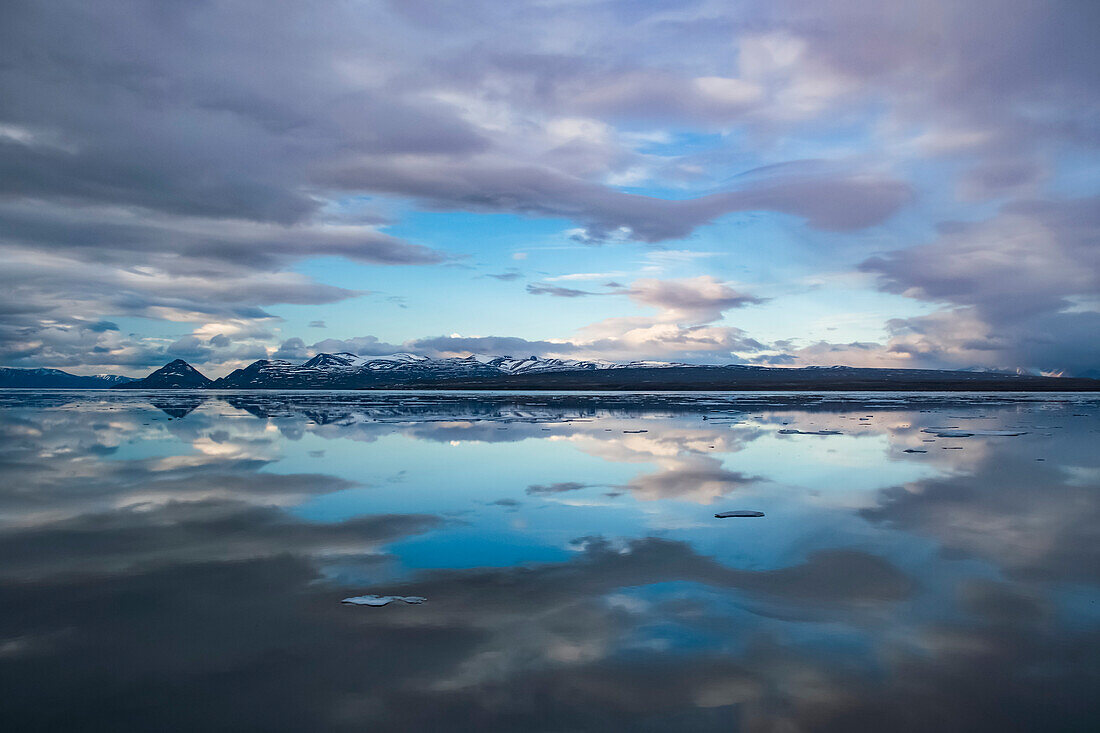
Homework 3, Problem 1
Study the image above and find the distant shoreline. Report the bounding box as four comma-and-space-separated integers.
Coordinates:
8, 357, 1100, 392
6, 385, 1100, 393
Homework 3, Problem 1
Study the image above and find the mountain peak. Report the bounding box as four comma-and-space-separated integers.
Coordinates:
302, 353, 357, 369
113, 359, 212, 389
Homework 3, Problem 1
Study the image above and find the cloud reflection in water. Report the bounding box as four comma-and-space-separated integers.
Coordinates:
0, 391, 1097, 731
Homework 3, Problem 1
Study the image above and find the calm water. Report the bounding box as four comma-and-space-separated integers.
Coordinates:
1, 391, 1098, 732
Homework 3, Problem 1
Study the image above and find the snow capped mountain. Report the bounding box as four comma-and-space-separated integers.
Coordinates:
212, 352, 651, 386
98, 353, 1100, 391
304, 353, 681, 376
209, 353, 510, 388
88, 374, 135, 384
291, 352, 681, 376
300, 352, 430, 370
359, 352, 430, 365
0, 367, 137, 388
488, 356, 615, 373
300, 353, 357, 369
6, 352, 1093, 393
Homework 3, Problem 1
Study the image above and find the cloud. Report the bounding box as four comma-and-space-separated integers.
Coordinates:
4, 394, 1096, 729
557, 276, 765, 362
861, 426, 1100, 584
628, 276, 763, 324
0, 500, 442, 579
862, 199, 1099, 322
546, 272, 626, 283
526, 482, 591, 495
406, 335, 572, 358
486, 269, 523, 281
310, 335, 406, 356
305, 333, 571, 360
0, 199, 448, 370
744, 195, 1100, 374
3, 0, 1094, 372
858, 197, 1100, 374
526, 283, 596, 298
272, 337, 310, 361
321, 156, 911, 242
625, 459, 758, 504
300, 276, 766, 364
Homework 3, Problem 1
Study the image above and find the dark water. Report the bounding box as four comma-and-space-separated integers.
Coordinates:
1, 391, 1098, 732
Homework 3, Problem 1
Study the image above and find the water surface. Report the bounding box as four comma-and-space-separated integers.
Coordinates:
1, 391, 1098, 731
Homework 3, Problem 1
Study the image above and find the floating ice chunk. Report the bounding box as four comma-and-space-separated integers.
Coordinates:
922, 428, 1027, 437
341, 595, 427, 606
903, 449, 927, 453
777, 429, 842, 436
715, 510, 765, 518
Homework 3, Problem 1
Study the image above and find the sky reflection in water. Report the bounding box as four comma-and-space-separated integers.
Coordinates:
1, 391, 1098, 731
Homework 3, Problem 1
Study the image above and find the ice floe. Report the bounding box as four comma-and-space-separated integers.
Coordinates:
921, 428, 1027, 437
341, 595, 427, 606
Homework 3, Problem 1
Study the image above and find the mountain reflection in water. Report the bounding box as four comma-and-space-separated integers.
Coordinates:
0, 391, 1097, 732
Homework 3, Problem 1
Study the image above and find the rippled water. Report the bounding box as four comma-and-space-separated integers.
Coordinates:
1, 391, 1098, 731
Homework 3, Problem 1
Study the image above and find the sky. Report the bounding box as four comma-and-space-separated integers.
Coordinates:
1, 0, 1098, 378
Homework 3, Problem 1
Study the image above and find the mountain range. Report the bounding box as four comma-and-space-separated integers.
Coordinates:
0, 367, 136, 389
98, 353, 1100, 391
